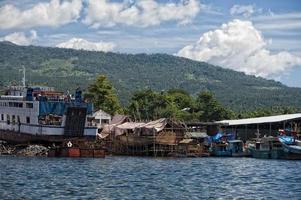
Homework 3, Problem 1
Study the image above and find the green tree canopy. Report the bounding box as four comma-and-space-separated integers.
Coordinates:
127, 89, 230, 122
85, 75, 122, 115
127, 89, 170, 121
195, 91, 234, 122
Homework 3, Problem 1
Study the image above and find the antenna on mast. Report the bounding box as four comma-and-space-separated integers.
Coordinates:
22, 66, 26, 87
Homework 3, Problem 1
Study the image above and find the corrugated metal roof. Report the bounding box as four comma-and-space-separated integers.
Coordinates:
186, 132, 208, 138
217, 113, 301, 126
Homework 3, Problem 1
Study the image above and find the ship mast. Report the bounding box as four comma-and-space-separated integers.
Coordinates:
22, 66, 26, 87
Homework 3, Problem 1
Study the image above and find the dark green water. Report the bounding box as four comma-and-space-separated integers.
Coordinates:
0, 156, 300, 200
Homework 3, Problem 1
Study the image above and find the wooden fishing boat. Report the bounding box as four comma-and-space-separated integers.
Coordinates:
211, 140, 248, 157
228, 140, 249, 157
278, 136, 301, 156
210, 142, 232, 156
247, 137, 284, 159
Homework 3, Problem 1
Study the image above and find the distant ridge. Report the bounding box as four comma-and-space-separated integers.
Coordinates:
0, 41, 301, 111
0, 41, 17, 46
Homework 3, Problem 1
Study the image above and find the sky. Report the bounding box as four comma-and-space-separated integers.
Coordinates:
0, 0, 301, 86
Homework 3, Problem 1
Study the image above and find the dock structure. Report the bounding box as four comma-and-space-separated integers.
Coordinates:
99, 117, 190, 156
216, 113, 301, 141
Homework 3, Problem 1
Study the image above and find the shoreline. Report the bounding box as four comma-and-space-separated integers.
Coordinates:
0, 141, 48, 157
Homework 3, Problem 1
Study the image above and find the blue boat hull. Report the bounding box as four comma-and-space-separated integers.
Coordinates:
248, 147, 284, 159
282, 143, 301, 154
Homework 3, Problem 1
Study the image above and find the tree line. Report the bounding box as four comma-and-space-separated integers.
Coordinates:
85, 75, 298, 122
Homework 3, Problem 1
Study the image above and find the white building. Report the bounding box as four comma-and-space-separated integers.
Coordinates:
92, 109, 111, 129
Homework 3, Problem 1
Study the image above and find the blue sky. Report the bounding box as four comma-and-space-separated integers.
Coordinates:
0, 0, 300, 86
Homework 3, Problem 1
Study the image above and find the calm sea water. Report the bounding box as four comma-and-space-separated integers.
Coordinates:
0, 156, 300, 200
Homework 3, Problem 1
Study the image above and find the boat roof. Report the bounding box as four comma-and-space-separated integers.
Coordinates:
217, 113, 301, 126
228, 140, 243, 143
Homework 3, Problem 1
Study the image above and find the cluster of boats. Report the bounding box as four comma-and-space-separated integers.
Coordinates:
209, 130, 301, 159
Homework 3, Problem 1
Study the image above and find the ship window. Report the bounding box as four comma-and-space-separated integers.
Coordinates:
7, 114, 10, 125
26, 103, 33, 108
26, 117, 30, 124
1, 114, 3, 121
12, 115, 15, 124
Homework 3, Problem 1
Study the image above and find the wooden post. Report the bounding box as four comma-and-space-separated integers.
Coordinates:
257, 124, 259, 137
153, 128, 156, 157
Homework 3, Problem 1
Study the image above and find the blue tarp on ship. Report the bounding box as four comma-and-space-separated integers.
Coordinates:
39, 101, 93, 116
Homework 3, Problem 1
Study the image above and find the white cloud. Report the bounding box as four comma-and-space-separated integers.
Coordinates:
253, 12, 301, 30
176, 19, 301, 78
56, 38, 116, 52
230, 4, 256, 18
0, 0, 82, 29
83, 0, 200, 28
0, 30, 37, 45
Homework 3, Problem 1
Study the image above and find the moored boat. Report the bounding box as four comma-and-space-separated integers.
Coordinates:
228, 140, 249, 157
210, 142, 232, 156
0, 85, 97, 143
247, 136, 284, 159
278, 135, 301, 159
211, 140, 248, 157
209, 132, 248, 157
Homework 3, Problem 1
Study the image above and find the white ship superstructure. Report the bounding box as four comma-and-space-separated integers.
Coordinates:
0, 85, 97, 138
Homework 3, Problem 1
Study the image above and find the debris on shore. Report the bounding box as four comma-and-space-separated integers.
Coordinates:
0, 140, 15, 155
16, 145, 49, 156
0, 140, 49, 156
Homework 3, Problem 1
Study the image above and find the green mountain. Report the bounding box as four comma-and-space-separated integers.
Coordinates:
0, 41, 300, 111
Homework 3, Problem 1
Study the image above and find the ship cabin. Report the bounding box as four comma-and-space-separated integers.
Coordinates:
0, 86, 97, 138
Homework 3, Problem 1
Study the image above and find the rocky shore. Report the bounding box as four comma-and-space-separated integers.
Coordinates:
0, 140, 49, 156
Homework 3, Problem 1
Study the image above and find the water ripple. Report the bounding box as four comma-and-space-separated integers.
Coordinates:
0, 156, 301, 200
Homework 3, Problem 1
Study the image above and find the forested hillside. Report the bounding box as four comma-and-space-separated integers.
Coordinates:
1, 41, 301, 112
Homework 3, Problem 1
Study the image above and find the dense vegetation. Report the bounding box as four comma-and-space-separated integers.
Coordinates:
126, 89, 234, 122
86, 75, 298, 122
85, 75, 122, 115
1, 41, 301, 113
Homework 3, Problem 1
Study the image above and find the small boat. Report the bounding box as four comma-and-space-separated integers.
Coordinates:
247, 137, 284, 159
228, 140, 249, 157
211, 140, 248, 157
278, 136, 301, 155
210, 142, 232, 156
209, 132, 248, 157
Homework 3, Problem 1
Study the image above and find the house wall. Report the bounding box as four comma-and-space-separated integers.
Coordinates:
93, 111, 111, 129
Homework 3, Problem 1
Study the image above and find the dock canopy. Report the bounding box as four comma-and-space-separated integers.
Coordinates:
217, 113, 301, 126
98, 114, 130, 138
99, 118, 185, 139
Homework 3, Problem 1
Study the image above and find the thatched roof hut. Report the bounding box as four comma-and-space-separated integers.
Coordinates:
99, 118, 186, 146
